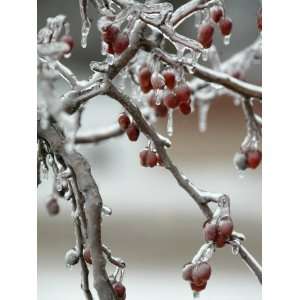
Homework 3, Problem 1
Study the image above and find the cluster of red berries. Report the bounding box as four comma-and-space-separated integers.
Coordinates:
83, 248, 126, 299
139, 148, 162, 168
138, 65, 192, 116
197, 6, 233, 49
118, 112, 140, 142
203, 216, 234, 248
100, 24, 129, 55
61, 35, 75, 54
234, 149, 262, 170
182, 262, 212, 292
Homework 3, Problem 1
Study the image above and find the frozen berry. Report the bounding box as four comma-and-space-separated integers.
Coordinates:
139, 149, 148, 167
175, 85, 191, 103
106, 42, 115, 54
257, 8, 262, 32
215, 235, 226, 248
210, 7, 224, 23
113, 282, 126, 298
162, 69, 176, 90
164, 93, 179, 109
139, 66, 152, 93
190, 281, 207, 292
179, 102, 191, 115
197, 23, 214, 49
102, 25, 120, 44
126, 123, 140, 141
151, 72, 165, 90
118, 113, 131, 130
203, 222, 218, 242
83, 248, 92, 264
219, 17, 233, 36
155, 103, 168, 118
246, 150, 262, 169
61, 35, 74, 54
233, 152, 247, 171
182, 263, 194, 281
146, 151, 158, 168
113, 33, 129, 55
218, 217, 234, 239
191, 262, 211, 284
147, 93, 156, 107
65, 248, 79, 266
46, 198, 59, 216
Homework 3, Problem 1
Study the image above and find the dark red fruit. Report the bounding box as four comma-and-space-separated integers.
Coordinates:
197, 23, 214, 49
257, 8, 262, 32
246, 150, 262, 169
190, 281, 207, 292
83, 248, 92, 264
155, 103, 168, 118
164, 93, 179, 109
211, 7, 224, 23
106, 42, 115, 54
146, 151, 158, 168
113, 282, 126, 298
126, 123, 140, 141
113, 33, 129, 55
139, 149, 148, 167
175, 85, 191, 103
46, 198, 59, 216
215, 235, 226, 248
191, 263, 211, 284
102, 25, 120, 44
139, 66, 152, 94
179, 102, 191, 115
118, 113, 131, 130
61, 35, 74, 54
203, 222, 218, 242
162, 69, 176, 90
218, 217, 234, 239
182, 263, 194, 281
219, 17, 233, 36
147, 93, 156, 107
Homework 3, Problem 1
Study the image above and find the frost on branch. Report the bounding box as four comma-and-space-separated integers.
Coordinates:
37, 1, 262, 299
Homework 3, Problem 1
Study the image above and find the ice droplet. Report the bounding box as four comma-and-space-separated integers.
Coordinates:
238, 169, 246, 179
198, 102, 210, 132
167, 109, 174, 137
192, 242, 215, 264
231, 240, 241, 256
106, 54, 115, 65
224, 34, 231, 46
41, 162, 48, 180
201, 49, 208, 62
81, 20, 91, 48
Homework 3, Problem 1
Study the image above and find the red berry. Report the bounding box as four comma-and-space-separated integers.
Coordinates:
102, 25, 120, 44
190, 281, 207, 292
203, 222, 218, 242
162, 69, 176, 90
164, 93, 179, 109
232, 71, 242, 80
197, 23, 214, 49
179, 102, 191, 115
215, 235, 226, 248
139, 149, 148, 167
151, 72, 165, 90
218, 217, 234, 239
175, 85, 191, 103
146, 151, 158, 168
61, 35, 74, 54
83, 248, 92, 264
113, 33, 129, 55
147, 94, 156, 107
191, 263, 211, 284
106, 42, 115, 54
126, 123, 140, 141
257, 9, 262, 32
118, 113, 131, 130
219, 17, 233, 36
182, 263, 194, 281
113, 282, 126, 298
139, 66, 152, 94
246, 150, 262, 169
210, 7, 224, 23
155, 103, 168, 118
46, 198, 59, 216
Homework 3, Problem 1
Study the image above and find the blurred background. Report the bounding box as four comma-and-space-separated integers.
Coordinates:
38, 1, 262, 300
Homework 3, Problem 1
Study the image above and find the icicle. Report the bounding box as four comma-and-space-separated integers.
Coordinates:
223, 34, 231, 46
201, 49, 208, 62
198, 102, 210, 132
192, 242, 215, 264
191, 50, 201, 66
40, 162, 49, 180
81, 20, 91, 48
167, 109, 174, 137
231, 240, 241, 256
